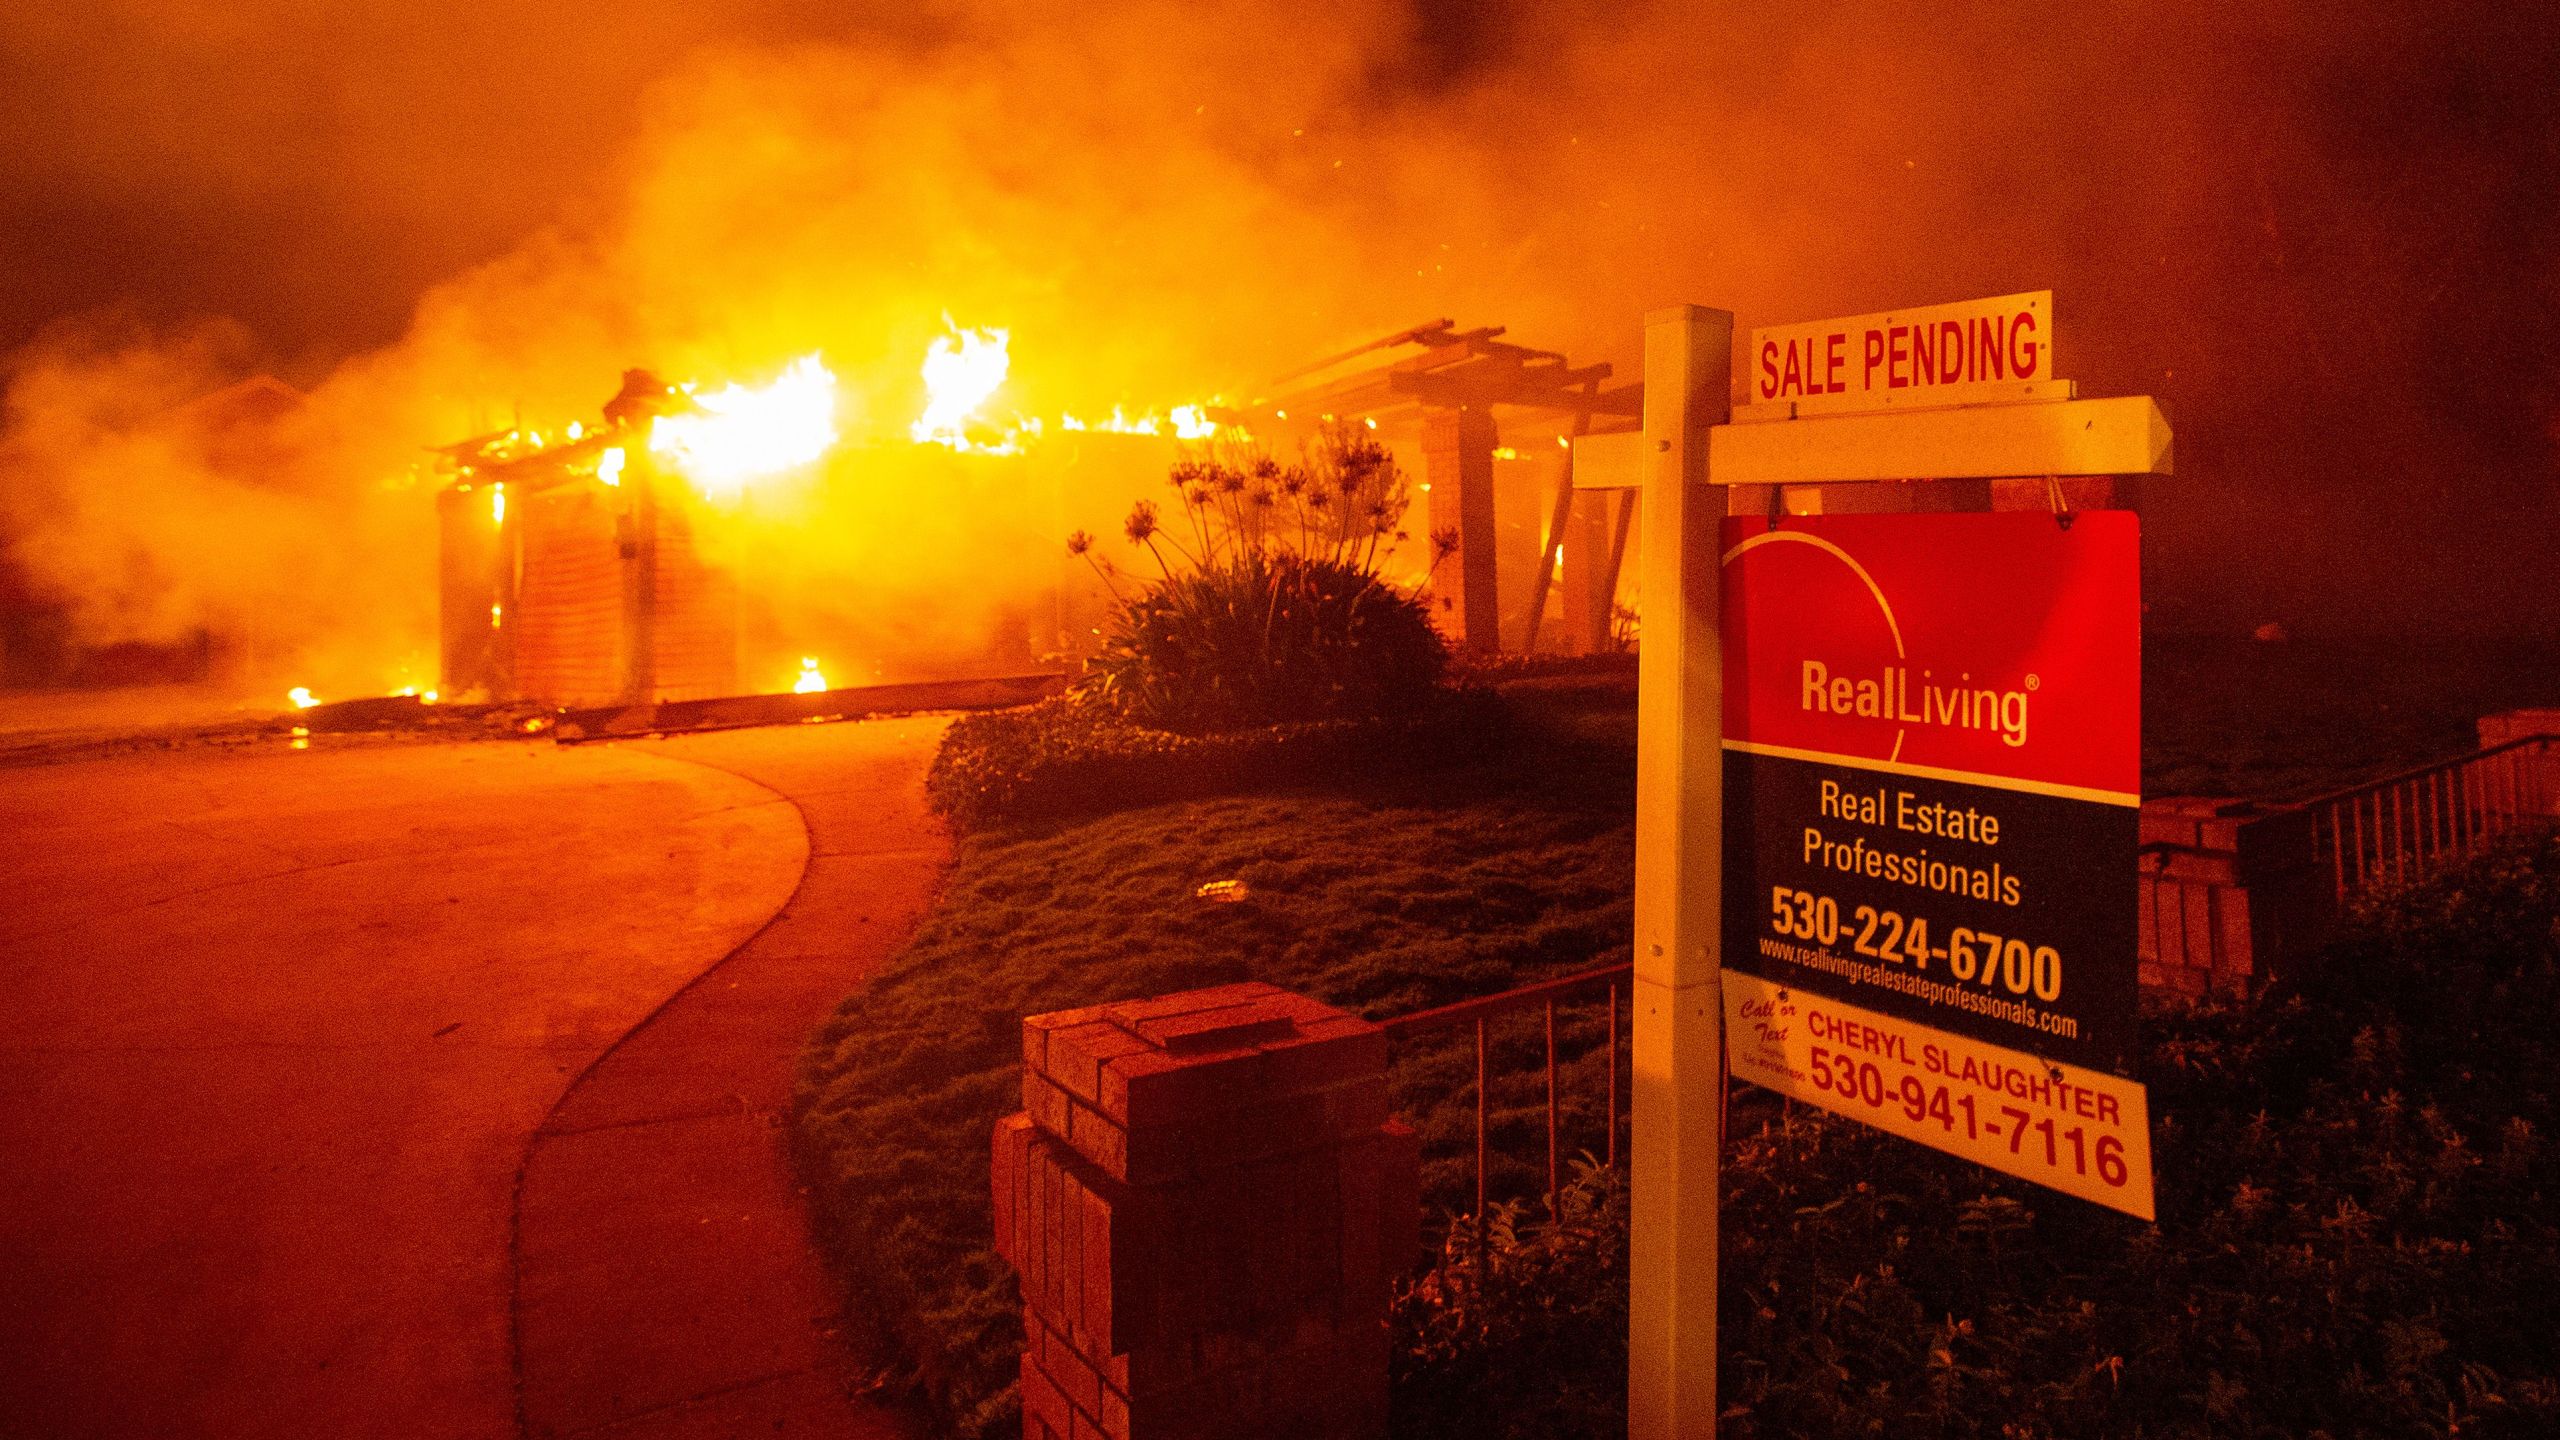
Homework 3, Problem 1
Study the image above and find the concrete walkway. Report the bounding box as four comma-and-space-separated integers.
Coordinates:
512, 717, 948, 1440
0, 739, 806, 1439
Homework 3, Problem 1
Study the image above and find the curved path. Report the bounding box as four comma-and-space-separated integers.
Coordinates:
512, 718, 947, 1440
0, 716, 951, 1440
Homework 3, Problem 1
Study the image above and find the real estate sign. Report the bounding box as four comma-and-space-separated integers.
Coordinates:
1715, 511, 2155, 1219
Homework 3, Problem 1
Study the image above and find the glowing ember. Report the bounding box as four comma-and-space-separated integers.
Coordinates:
490, 484, 506, 525
649, 353, 838, 498
911, 319, 1011, 449
792, 657, 828, 694
596, 446, 626, 487
288, 686, 319, 709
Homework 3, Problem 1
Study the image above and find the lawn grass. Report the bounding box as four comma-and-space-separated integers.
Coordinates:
793, 679, 1641, 1438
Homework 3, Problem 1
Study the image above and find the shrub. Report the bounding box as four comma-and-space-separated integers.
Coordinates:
1071, 422, 1453, 735
1391, 1160, 1631, 1440
1085, 549, 1447, 734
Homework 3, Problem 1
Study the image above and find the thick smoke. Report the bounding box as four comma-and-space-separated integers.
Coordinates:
2, 0, 2553, 697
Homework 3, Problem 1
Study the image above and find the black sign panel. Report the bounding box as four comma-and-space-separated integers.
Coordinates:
1720, 748, 2138, 1075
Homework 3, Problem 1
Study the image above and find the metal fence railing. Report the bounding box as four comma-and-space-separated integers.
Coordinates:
2300, 734, 2559, 904
1380, 960, 1632, 1232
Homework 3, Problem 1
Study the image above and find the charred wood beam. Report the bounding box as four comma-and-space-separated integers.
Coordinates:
1267, 319, 1459, 387
1390, 369, 1643, 416
1384, 328, 1520, 375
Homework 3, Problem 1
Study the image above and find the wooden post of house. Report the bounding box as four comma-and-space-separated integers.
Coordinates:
1628, 303, 1731, 1440
1561, 487, 1619, 653
1421, 404, 1500, 655
619, 463, 660, 706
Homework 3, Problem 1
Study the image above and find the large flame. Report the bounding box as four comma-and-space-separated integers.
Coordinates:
911, 320, 1011, 450
649, 353, 838, 498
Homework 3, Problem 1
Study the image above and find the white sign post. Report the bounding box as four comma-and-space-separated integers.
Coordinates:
1628, 304, 1731, 1440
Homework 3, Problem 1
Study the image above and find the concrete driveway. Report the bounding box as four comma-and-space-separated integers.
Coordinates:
0, 737, 807, 1439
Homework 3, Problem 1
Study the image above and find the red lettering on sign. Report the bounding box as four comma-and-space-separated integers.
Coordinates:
1977, 316, 2007, 381
1759, 341, 1780, 400
1888, 324, 1911, 389
1862, 330, 1885, 389
2010, 310, 2040, 377
1824, 332, 1847, 393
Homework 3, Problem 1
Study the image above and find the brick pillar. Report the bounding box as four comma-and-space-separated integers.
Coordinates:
992, 983, 1420, 1440
1420, 406, 1499, 655
2138, 797, 2332, 999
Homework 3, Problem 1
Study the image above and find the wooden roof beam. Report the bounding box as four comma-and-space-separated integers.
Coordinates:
1267, 318, 1458, 387
1385, 329, 1520, 377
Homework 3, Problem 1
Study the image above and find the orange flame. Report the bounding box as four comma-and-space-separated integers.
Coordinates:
649, 353, 838, 498
911, 320, 1011, 450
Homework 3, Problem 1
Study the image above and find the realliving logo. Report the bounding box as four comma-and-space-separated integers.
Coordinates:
1799, 661, 2036, 749
1722, 512, 2139, 799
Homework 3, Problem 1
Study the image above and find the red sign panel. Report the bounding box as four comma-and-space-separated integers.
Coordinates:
1717, 512, 2152, 1219
1721, 512, 2138, 801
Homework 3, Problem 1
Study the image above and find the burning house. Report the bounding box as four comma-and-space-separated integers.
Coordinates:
433, 333, 1213, 708
433, 320, 1637, 710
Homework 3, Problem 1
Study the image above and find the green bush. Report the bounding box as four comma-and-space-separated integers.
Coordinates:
1086, 549, 1447, 734
1070, 421, 1453, 736
1391, 830, 2560, 1440
1391, 1160, 1631, 1439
